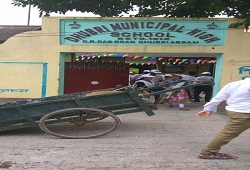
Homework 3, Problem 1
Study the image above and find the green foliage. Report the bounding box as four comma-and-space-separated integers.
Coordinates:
12, 0, 250, 27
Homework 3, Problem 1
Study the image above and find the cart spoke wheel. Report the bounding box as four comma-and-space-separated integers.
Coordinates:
39, 108, 121, 139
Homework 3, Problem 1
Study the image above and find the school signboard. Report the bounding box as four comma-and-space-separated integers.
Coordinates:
60, 19, 228, 46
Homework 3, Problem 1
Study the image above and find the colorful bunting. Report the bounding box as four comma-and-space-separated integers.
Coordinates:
74, 54, 217, 66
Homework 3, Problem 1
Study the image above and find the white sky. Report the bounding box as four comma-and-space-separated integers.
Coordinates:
0, 0, 229, 26
0, 0, 100, 25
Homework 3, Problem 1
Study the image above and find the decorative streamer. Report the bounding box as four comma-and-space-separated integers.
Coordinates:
189, 58, 196, 62
210, 60, 216, 63
116, 53, 123, 57
150, 57, 156, 61
133, 56, 140, 59
181, 59, 188, 62
143, 56, 149, 59
168, 58, 175, 61
202, 60, 208, 64
175, 58, 181, 62
197, 60, 201, 64
122, 54, 129, 57
158, 57, 164, 61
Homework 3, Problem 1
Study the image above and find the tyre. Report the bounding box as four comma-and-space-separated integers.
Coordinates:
39, 108, 121, 139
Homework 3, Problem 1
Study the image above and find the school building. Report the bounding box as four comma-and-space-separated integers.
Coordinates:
0, 17, 249, 102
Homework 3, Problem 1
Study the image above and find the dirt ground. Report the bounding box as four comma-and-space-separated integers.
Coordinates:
1, 103, 250, 170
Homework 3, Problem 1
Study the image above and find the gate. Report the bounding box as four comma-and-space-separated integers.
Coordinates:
64, 59, 129, 94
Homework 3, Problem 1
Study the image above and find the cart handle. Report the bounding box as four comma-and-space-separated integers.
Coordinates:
141, 82, 210, 97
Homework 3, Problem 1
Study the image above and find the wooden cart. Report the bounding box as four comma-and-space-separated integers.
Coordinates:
0, 87, 156, 139
0, 81, 207, 139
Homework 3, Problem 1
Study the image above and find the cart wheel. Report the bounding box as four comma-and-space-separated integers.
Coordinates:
39, 108, 121, 139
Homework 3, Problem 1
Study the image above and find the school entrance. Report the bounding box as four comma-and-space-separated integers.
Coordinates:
63, 53, 129, 94
62, 52, 221, 96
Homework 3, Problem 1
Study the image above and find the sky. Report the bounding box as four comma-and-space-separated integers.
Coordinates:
0, 0, 229, 26
0, 0, 99, 25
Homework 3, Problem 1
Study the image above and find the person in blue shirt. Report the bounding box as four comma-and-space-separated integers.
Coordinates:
196, 78, 250, 159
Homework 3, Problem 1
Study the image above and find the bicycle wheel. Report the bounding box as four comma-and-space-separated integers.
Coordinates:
39, 108, 121, 139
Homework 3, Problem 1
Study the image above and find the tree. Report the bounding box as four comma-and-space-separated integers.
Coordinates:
12, 0, 250, 27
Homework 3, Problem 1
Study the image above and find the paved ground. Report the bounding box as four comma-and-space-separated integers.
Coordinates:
0, 102, 250, 170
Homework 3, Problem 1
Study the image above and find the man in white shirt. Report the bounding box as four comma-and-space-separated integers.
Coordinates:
196, 78, 250, 159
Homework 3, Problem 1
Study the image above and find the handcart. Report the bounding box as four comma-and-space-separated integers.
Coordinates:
0, 81, 207, 139
0, 87, 157, 139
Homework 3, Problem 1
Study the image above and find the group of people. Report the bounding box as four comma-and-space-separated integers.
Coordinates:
130, 69, 250, 160
129, 69, 215, 110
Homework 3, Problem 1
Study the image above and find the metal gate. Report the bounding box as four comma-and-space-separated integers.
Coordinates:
64, 60, 129, 94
